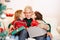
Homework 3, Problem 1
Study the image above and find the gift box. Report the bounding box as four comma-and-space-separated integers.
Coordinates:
11, 26, 25, 35
27, 26, 47, 37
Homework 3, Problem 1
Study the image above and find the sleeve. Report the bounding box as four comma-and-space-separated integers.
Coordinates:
8, 20, 15, 28
47, 24, 51, 32
8, 23, 12, 28
31, 20, 38, 26
17, 21, 28, 28
43, 20, 51, 32
11, 20, 15, 25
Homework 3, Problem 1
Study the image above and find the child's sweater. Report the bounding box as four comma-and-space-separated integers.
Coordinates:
11, 19, 27, 30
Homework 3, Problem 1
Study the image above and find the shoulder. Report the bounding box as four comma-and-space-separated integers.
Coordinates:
23, 18, 27, 20
37, 20, 44, 24
11, 20, 16, 25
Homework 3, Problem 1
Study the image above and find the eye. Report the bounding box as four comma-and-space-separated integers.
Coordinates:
29, 12, 32, 13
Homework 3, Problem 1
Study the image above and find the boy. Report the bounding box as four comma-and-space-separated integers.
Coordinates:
23, 6, 47, 40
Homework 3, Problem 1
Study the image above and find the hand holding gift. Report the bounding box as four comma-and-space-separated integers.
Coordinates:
37, 20, 49, 30
10, 21, 26, 35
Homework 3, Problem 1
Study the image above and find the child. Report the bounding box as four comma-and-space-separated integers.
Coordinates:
8, 10, 27, 40
23, 6, 47, 40
34, 11, 53, 40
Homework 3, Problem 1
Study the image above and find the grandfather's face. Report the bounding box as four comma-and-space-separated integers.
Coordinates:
24, 8, 33, 19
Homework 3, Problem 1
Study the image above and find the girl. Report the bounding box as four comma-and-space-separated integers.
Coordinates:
34, 11, 53, 40
8, 10, 27, 40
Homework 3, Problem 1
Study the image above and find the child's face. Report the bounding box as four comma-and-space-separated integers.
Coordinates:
31, 13, 36, 20
19, 12, 24, 20
24, 8, 33, 19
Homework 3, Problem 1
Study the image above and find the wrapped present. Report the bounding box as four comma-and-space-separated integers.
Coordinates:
27, 26, 47, 37
11, 26, 25, 35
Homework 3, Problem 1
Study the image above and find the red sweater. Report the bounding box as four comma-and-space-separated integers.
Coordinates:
11, 20, 38, 29
31, 20, 39, 27
11, 20, 27, 30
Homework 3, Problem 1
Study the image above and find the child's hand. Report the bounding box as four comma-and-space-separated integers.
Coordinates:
38, 23, 49, 30
47, 32, 53, 40
8, 25, 15, 34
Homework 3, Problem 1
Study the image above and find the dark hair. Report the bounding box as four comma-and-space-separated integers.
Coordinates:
34, 11, 43, 20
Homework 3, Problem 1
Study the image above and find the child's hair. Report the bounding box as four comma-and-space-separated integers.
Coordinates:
34, 11, 43, 20
14, 10, 22, 20
24, 6, 33, 12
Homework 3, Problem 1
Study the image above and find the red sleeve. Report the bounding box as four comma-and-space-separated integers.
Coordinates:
11, 20, 16, 25
15, 21, 28, 29
21, 20, 28, 28
31, 20, 39, 26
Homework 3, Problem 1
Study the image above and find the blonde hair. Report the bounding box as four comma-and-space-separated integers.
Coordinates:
24, 6, 33, 12
14, 10, 22, 20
